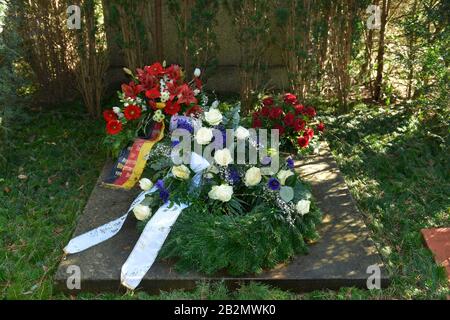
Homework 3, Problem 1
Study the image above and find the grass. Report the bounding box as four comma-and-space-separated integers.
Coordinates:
0, 101, 448, 299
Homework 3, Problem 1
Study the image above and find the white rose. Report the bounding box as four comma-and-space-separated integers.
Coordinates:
138, 178, 153, 191
277, 170, 294, 185
214, 148, 233, 166
208, 184, 233, 202
244, 167, 262, 187
133, 204, 151, 221
296, 199, 311, 216
205, 108, 223, 126
112, 107, 121, 114
195, 127, 213, 145
194, 68, 201, 77
172, 164, 190, 180
235, 126, 250, 140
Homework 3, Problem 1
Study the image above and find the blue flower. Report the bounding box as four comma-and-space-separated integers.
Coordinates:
177, 118, 194, 133
287, 157, 295, 170
268, 177, 281, 191
155, 179, 165, 190
171, 139, 180, 147
155, 179, 170, 203
227, 168, 240, 184
159, 189, 170, 203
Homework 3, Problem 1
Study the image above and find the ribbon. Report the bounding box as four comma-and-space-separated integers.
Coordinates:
120, 152, 210, 289
63, 187, 155, 254
64, 152, 210, 290
102, 121, 165, 190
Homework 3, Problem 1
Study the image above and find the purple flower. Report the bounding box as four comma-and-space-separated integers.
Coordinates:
268, 177, 281, 191
287, 157, 294, 170
155, 179, 165, 190
171, 139, 180, 147
155, 179, 170, 203
159, 189, 170, 203
177, 118, 194, 133
227, 168, 240, 184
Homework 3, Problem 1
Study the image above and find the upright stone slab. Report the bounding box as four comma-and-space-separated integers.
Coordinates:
55, 142, 389, 293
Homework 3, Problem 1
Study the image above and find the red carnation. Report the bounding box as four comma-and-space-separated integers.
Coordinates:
269, 107, 283, 119
164, 101, 181, 116
261, 106, 270, 117
304, 128, 314, 139
317, 122, 325, 132
294, 104, 305, 114
124, 105, 141, 120
297, 136, 309, 148
262, 97, 274, 106
106, 120, 122, 135
305, 106, 316, 118
274, 124, 285, 136
283, 112, 295, 127
185, 105, 203, 117
293, 118, 306, 132
284, 93, 298, 105
103, 109, 117, 122
252, 116, 262, 128
145, 87, 160, 100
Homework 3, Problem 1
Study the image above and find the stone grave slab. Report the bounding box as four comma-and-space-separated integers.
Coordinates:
54, 142, 389, 294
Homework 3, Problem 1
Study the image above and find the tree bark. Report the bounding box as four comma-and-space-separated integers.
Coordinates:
373, 0, 390, 102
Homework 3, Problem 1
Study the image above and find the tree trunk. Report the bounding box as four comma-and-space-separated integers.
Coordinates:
373, 0, 390, 102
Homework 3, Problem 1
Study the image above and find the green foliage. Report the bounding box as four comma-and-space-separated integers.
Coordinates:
0, 103, 104, 299
160, 200, 321, 275
0, 1, 32, 159
322, 102, 449, 299
167, 0, 220, 76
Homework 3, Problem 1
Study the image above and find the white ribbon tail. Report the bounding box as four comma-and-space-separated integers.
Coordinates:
120, 202, 188, 290
63, 188, 155, 255
63, 213, 128, 254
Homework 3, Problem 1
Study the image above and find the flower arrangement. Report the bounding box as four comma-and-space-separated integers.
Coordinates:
102, 62, 205, 155
80, 63, 323, 283
130, 101, 322, 275
251, 93, 325, 153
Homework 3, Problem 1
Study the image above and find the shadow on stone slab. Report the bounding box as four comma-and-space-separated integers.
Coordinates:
55, 142, 389, 294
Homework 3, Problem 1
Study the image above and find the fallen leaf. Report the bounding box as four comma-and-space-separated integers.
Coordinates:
54, 226, 64, 234
3, 187, 11, 193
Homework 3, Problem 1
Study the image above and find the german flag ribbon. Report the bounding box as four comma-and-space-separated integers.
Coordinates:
102, 121, 165, 190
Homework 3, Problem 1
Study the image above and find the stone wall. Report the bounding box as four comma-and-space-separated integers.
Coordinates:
106, 2, 289, 94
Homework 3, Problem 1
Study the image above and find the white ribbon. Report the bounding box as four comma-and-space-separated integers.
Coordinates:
63, 152, 210, 290
63, 188, 155, 254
